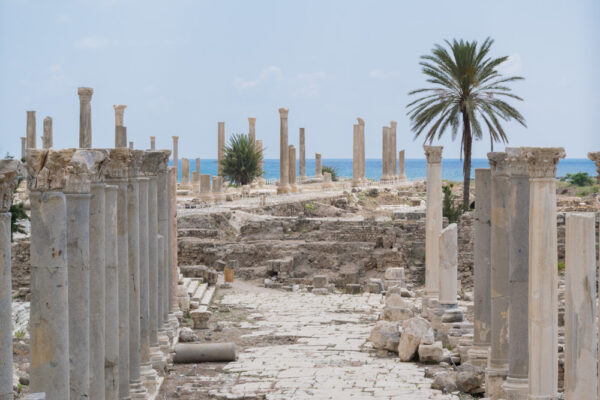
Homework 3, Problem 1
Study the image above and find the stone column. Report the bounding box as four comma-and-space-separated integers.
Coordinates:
248, 117, 256, 143
390, 121, 397, 179
468, 168, 492, 367
104, 148, 131, 400
130, 142, 134, 149
116, 126, 127, 149
438, 223, 457, 305
20, 137, 26, 160
104, 184, 120, 400
381, 127, 389, 181
299, 128, 306, 179
424, 146, 443, 297
564, 212, 597, 399
127, 150, 148, 398
315, 153, 322, 178
172, 136, 179, 181
256, 140, 264, 179
199, 174, 212, 202
114, 104, 127, 127
587, 152, 600, 183
195, 158, 200, 175
150, 137, 155, 151
398, 150, 407, 181
352, 124, 360, 187
0, 160, 20, 400
181, 158, 190, 188
486, 151, 510, 399
169, 167, 180, 320
156, 151, 171, 364
502, 148, 530, 399
218, 122, 225, 176
212, 176, 224, 203
78, 87, 94, 148
26, 150, 69, 400
357, 118, 366, 183
43, 116, 53, 149
278, 109, 290, 194
288, 145, 297, 193
26, 111, 36, 151
524, 147, 565, 400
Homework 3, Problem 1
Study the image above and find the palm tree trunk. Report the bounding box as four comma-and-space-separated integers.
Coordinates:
461, 111, 472, 208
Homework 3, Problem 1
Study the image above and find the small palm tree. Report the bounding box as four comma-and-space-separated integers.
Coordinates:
220, 133, 263, 186
407, 37, 526, 207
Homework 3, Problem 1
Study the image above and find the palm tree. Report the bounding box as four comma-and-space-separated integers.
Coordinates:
220, 133, 263, 186
407, 37, 526, 207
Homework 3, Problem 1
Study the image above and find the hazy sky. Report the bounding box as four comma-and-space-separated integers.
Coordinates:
1, 0, 599, 159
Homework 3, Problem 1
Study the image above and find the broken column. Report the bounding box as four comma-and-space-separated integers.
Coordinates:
27, 150, 69, 400
315, 153, 322, 179
248, 117, 256, 143
42, 116, 52, 149
353, 124, 360, 187
564, 212, 597, 399
150, 136, 155, 150
438, 224, 458, 305
390, 121, 397, 179
278, 108, 290, 194
26, 110, 36, 150
524, 147, 565, 400
172, 136, 179, 181
78, 87, 93, 148
114, 105, 127, 148
299, 128, 306, 179
199, 174, 212, 202
502, 148, 530, 399
212, 176, 224, 203
357, 118, 366, 183
0, 160, 20, 400
468, 168, 492, 367
486, 151, 510, 399
20, 137, 26, 160
218, 122, 225, 176
381, 127, 389, 181
587, 152, 600, 183
257, 140, 264, 182
398, 150, 407, 181
181, 158, 190, 189
289, 145, 297, 193
424, 146, 443, 298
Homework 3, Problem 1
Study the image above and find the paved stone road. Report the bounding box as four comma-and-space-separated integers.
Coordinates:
204, 282, 457, 400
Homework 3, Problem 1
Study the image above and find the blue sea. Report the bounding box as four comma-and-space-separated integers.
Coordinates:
171, 158, 597, 182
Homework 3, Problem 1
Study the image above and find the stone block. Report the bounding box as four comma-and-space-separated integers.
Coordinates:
368, 321, 400, 352
418, 341, 444, 363
383, 306, 413, 322
397, 317, 432, 361
384, 267, 405, 280
312, 288, 328, 296
441, 308, 464, 323
346, 284, 361, 294
190, 310, 212, 329
178, 327, 198, 343
313, 275, 328, 289
366, 278, 384, 293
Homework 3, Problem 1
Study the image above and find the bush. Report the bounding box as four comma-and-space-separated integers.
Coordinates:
322, 165, 338, 181
561, 172, 595, 187
220, 133, 263, 186
442, 183, 465, 224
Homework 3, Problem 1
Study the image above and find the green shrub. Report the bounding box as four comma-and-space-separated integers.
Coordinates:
562, 172, 595, 187
321, 165, 338, 181
558, 261, 565, 274
220, 133, 263, 186
442, 183, 465, 224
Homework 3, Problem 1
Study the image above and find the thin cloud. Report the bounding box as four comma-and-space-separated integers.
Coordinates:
233, 66, 284, 90
369, 68, 402, 79
75, 36, 111, 49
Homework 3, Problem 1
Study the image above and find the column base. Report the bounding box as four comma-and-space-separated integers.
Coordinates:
502, 376, 528, 400
141, 363, 159, 395
129, 379, 148, 399
150, 346, 167, 376
277, 185, 291, 194
290, 184, 299, 193
485, 366, 508, 400
466, 345, 490, 368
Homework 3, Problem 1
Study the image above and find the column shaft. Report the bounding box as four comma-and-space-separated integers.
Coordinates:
157, 172, 169, 328
248, 118, 256, 143
278, 109, 289, 193
398, 150, 407, 181
172, 137, 179, 182
43, 117, 53, 149
438, 223, 458, 304
357, 118, 365, 182
218, 123, 225, 176
424, 146, 443, 297
150, 137, 155, 151
390, 121, 397, 178
138, 178, 150, 365
170, 168, 178, 313
315, 153, 322, 178
26, 111, 36, 150
78, 87, 93, 148
352, 124, 359, 186
381, 127, 388, 180
148, 178, 159, 347
299, 128, 306, 178
0, 213, 12, 400
20, 137, 26, 160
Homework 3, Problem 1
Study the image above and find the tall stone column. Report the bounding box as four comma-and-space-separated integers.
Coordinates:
150, 137, 155, 151
43, 116, 53, 149
212, 176, 224, 203
156, 152, 171, 361
381, 127, 389, 181
299, 128, 306, 179
468, 168, 492, 367
0, 160, 20, 400
172, 136, 179, 182
116, 126, 127, 149
26, 111, 36, 150
357, 118, 366, 182
218, 122, 225, 176
289, 145, 297, 193
502, 148, 530, 399
78, 87, 94, 148
352, 124, 360, 187
105, 148, 131, 400
20, 137, 26, 160
248, 117, 256, 143
195, 158, 200, 175
587, 152, 600, 183
390, 121, 397, 179
26, 150, 69, 399
256, 140, 264, 179
278, 108, 290, 194
524, 147, 565, 400
424, 146, 443, 297
198, 175, 212, 202
398, 150, 407, 181
315, 153, 322, 178
181, 158, 190, 188
564, 212, 597, 399
486, 151, 510, 399
104, 184, 120, 400
169, 167, 180, 322
127, 150, 148, 398
438, 223, 458, 305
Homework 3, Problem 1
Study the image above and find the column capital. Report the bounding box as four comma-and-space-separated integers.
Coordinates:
278, 108, 289, 118
523, 147, 565, 179
487, 151, 509, 176
218, 121, 224, 128
248, 117, 256, 124
27, 110, 36, 117
105, 148, 132, 180
588, 151, 600, 165
128, 150, 145, 178
424, 145, 443, 164
390, 120, 397, 128
141, 150, 170, 176
506, 147, 529, 177
78, 87, 94, 102
357, 117, 364, 126
0, 159, 21, 212
43, 116, 52, 123
172, 136, 179, 142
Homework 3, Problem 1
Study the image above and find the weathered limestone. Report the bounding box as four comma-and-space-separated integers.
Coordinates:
212, 176, 224, 202
564, 212, 597, 399
27, 150, 70, 400
218, 122, 225, 176
191, 171, 200, 193
524, 147, 565, 400
398, 150, 407, 181
195, 158, 200, 176
42, 117, 53, 149
587, 152, 600, 183
248, 117, 256, 143
353, 124, 360, 187
486, 151, 510, 399
289, 145, 298, 193
104, 148, 131, 400
315, 153, 322, 179
468, 169, 492, 367
390, 121, 397, 179
278, 109, 290, 194
256, 140, 264, 180
0, 160, 20, 400
424, 146, 443, 297
322, 172, 333, 189
116, 126, 127, 149
20, 137, 26, 160
357, 118, 366, 183
104, 184, 119, 400
78, 87, 94, 148
438, 224, 457, 305
502, 148, 530, 399
181, 158, 190, 188
26, 110, 36, 151
299, 128, 306, 179
114, 104, 127, 127
199, 174, 212, 202
150, 137, 155, 150
172, 136, 179, 181
381, 127, 390, 180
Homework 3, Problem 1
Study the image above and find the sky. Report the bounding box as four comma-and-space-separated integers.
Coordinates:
1, 0, 599, 160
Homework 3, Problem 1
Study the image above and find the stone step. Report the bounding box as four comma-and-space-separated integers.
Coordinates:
200, 285, 216, 306
192, 283, 208, 302
187, 279, 200, 297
